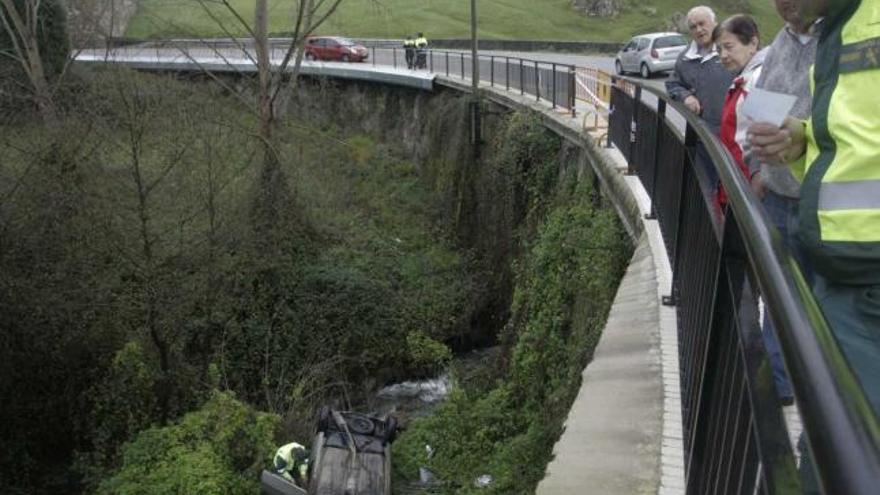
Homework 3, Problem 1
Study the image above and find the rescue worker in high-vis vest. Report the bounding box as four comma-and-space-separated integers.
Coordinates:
750, 0, 880, 407
404, 35, 416, 69
414, 32, 428, 69
274, 442, 309, 487
748, 0, 879, 490
414, 33, 428, 49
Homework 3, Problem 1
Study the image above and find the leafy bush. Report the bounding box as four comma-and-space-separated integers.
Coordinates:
407, 330, 453, 375
97, 391, 279, 495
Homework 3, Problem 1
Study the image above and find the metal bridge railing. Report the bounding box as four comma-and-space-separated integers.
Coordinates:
375, 47, 578, 115
91, 40, 600, 118
609, 78, 880, 495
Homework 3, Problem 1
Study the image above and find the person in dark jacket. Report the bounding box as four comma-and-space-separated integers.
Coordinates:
744, 0, 820, 408
666, 5, 734, 196
667, 5, 733, 133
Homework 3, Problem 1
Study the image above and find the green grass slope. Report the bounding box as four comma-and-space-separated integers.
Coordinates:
126, 0, 783, 44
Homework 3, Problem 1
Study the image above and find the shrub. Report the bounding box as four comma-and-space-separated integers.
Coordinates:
97, 391, 279, 495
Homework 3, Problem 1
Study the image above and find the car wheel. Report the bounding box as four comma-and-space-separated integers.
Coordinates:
305, 52, 316, 61
341, 54, 350, 62
347, 414, 374, 435
615, 59, 624, 75
640, 63, 651, 79
317, 406, 331, 432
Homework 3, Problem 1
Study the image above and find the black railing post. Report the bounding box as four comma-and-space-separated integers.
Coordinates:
535, 61, 540, 102
569, 66, 576, 117
520, 59, 524, 95
393, 47, 397, 69
664, 122, 698, 307
372, 45, 376, 67
461, 53, 465, 79
625, 85, 642, 175
646, 99, 666, 220
607, 76, 617, 148
430, 50, 434, 72
445, 51, 449, 76
505, 57, 510, 91
490, 56, 495, 86
552, 63, 557, 109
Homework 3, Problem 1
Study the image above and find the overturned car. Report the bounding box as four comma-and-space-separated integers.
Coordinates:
262, 407, 399, 495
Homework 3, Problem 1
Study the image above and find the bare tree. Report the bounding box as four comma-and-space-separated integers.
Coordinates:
0, 0, 62, 124
180, 0, 347, 238
192, 0, 345, 146
1, 0, 127, 127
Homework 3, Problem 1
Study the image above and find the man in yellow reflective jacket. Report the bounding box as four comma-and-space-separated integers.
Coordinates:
404, 35, 416, 69
749, 0, 879, 490
274, 442, 309, 487
750, 0, 880, 413
414, 32, 428, 69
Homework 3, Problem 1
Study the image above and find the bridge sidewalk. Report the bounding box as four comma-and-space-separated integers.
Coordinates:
535, 133, 685, 494
538, 232, 669, 494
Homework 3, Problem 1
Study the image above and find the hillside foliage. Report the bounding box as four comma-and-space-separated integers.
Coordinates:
0, 68, 475, 494
2, 43, 632, 495
126, 0, 784, 43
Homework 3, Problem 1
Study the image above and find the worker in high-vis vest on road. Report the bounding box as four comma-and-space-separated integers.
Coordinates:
414, 32, 428, 69
274, 442, 309, 487
404, 35, 416, 69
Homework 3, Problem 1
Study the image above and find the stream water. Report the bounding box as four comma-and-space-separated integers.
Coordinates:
371, 346, 500, 421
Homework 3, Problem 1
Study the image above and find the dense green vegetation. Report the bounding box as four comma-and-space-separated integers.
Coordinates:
126, 0, 783, 43
0, 67, 477, 493
3, 4, 634, 490
392, 114, 632, 493
96, 391, 278, 495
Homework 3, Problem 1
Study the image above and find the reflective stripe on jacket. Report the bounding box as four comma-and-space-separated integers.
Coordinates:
274, 442, 307, 481
796, 0, 880, 284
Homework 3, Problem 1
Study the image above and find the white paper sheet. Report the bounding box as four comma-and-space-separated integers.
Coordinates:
740, 88, 798, 127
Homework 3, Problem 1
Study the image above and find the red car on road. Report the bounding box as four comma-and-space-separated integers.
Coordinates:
304, 36, 368, 62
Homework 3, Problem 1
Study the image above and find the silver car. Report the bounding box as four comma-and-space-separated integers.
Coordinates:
615, 32, 688, 78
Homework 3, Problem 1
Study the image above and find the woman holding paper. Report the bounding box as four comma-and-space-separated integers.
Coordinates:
713, 14, 767, 207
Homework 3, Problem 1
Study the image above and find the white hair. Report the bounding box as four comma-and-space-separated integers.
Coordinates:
687, 5, 716, 22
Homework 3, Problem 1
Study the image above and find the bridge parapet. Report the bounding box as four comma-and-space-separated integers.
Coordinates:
609, 80, 880, 495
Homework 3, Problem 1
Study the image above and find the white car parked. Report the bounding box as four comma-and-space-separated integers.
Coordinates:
615, 32, 688, 78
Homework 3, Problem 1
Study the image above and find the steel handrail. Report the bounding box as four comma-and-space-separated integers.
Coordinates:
629, 81, 880, 495
76, 39, 879, 492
